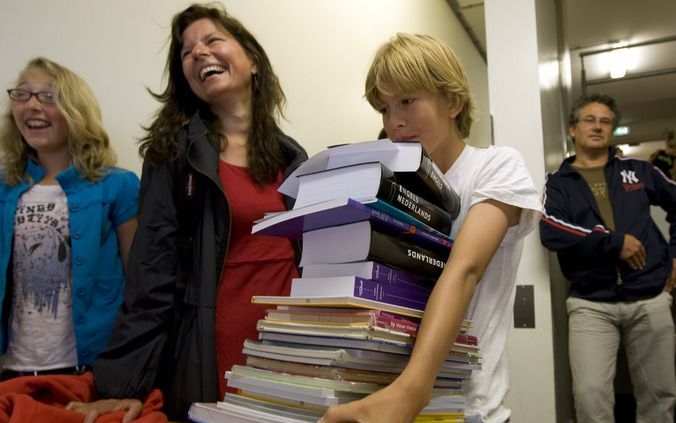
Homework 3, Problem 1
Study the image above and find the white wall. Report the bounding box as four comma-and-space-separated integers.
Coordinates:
0, 0, 490, 176
485, 0, 559, 421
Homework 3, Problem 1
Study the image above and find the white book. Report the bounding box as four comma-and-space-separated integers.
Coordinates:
225, 370, 363, 407
257, 319, 412, 344
278, 139, 399, 197
225, 365, 460, 410
252, 294, 424, 319
298, 220, 448, 281
223, 393, 322, 420
225, 366, 465, 414
242, 339, 480, 374
259, 331, 416, 355
188, 401, 313, 423
229, 365, 379, 393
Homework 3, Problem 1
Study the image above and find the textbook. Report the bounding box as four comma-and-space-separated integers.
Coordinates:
300, 220, 450, 279
188, 401, 314, 423
301, 260, 433, 289
253, 294, 425, 318
192, 394, 465, 423
223, 393, 321, 421
265, 306, 420, 336
393, 141, 460, 219
246, 355, 400, 385
293, 162, 453, 234
258, 331, 420, 356
230, 364, 381, 394
295, 271, 430, 294
245, 356, 464, 389
242, 340, 479, 377
225, 365, 365, 407
290, 276, 430, 312
190, 397, 464, 423
252, 197, 453, 252
256, 318, 413, 345
254, 299, 482, 350
242, 339, 412, 373
278, 139, 460, 218
191, 394, 466, 423
256, 331, 478, 367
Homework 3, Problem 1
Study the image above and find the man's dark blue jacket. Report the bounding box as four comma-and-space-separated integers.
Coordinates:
540, 148, 676, 301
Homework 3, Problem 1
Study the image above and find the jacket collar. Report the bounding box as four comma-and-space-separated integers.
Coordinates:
558, 147, 616, 176
184, 113, 221, 189
278, 133, 307, 179
26, 159, 85, 190
26, 159, 47, 181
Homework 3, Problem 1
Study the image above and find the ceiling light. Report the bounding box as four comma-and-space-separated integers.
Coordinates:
608, 47, 628, 79
614, 126, 630, 136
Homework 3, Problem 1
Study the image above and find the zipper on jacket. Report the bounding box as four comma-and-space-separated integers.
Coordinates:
217, 195, 232, 288
616, 269, 623, 286
184, 135, 231, 291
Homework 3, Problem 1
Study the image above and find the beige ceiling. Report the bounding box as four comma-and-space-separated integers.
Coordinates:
562, 0, 676, 145
453, 0, 676, 146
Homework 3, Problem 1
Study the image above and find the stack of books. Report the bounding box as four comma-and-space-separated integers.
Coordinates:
188, 140, 480, 423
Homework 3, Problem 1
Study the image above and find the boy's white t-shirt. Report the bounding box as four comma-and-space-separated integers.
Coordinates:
445, 145, 542, 423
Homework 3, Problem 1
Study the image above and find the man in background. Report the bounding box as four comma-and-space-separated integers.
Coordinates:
650, 132, 676, 180
540, 93, 676, 423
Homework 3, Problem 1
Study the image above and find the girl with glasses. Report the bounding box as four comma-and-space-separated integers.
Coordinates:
0, 57, 139, 381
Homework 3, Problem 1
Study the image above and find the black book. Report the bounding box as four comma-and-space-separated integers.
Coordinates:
293, 162, 453, 234
392, 141, 460, 219
299, 220, 450, 280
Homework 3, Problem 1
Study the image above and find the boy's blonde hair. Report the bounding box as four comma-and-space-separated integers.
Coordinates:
365, 33, 475, 138
0, 57, 116, 184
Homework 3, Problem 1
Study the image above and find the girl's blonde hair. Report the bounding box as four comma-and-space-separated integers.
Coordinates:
365, 33, 475, 138
0, 57, 116, 184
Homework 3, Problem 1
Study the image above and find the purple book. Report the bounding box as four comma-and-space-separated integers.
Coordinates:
290, 276, 430, 311
301, 261, 434, 291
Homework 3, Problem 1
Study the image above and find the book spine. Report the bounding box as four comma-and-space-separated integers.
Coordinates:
357, 277, 430, 300
395, 152, 460, 219
361, 200, 452, 253
456, 333, 479, 346
377, 175, 453, 234
373, 314, 419, 336
352, 278, 429, 311
370, 262, 434, 291
368, 229, 449, 279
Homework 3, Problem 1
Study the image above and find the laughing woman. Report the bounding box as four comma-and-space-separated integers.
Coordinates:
66, 3, 307, 422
